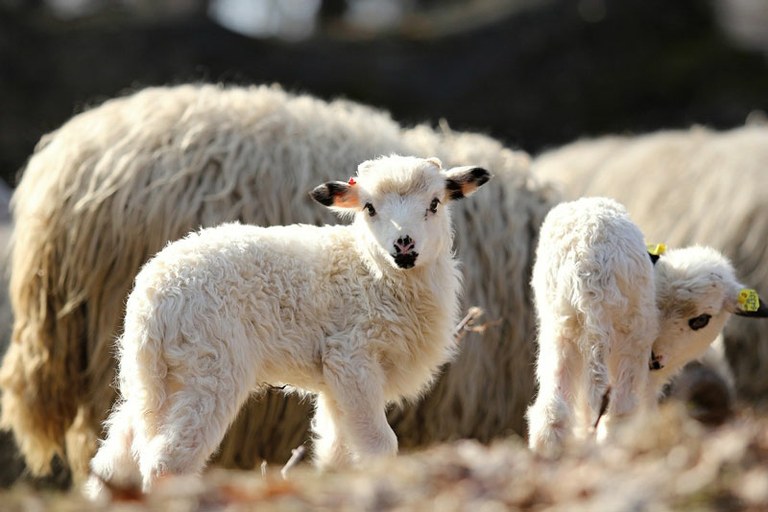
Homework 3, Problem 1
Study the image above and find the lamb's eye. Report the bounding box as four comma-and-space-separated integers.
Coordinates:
688, 313, 711, 331
364, 203, 376, 217
429, 198, 440, 214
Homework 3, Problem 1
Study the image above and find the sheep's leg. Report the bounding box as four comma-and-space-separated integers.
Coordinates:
527, 326, 582, 457
311, 393, 353, 469
85, 400, 140, 499
322, 353, 397, 463
597, 335, 652, 443
138, 366, 255, 491
585, 342, 610, 425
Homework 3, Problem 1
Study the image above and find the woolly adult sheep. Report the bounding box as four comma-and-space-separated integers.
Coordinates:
85, 155, 491, 495
0, 178, 11, 356
527, 197, 768, 457
0, 83, 556, 482
531, 124, 768, 402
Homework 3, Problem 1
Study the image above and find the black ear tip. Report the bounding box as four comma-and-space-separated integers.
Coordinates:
735, 298, 768, 318
310, 184, 334, 206
471, 167, 491, 185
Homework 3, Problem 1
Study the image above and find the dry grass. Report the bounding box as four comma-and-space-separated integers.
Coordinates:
2, 404, 768, 511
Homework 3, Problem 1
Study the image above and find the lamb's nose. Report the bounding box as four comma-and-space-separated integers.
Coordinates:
394, 235, 415, 254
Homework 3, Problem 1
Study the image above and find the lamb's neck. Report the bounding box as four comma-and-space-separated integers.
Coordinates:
649, 364, 683, 397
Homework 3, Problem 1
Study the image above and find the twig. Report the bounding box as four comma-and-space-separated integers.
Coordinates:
260, 460, 267, 479
593, 386, 611, 430
453, 306, 502, 342
454, 306, 483, 335
280, 445, 307, 480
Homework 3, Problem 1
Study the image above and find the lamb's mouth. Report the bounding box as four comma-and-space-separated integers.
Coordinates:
649, 351, 664, 371
394, 252, 418, 269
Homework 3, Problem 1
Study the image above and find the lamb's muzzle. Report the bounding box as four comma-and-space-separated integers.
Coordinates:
393, 235, 418, 268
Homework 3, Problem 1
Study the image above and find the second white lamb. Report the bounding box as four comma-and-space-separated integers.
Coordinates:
527, 197, 767, 457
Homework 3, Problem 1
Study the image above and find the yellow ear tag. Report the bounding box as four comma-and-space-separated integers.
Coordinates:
646, 243, 667, 256
738, 288, 761, 312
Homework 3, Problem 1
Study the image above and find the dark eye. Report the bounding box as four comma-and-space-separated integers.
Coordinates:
364, 203, 376, 217
688, 313, 711, 331
429, 198, 440, 214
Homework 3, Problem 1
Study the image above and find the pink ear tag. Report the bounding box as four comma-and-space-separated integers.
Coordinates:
348, 177, 356, 186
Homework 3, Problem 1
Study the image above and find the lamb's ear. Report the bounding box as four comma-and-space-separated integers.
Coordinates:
734, 288, 768, 318
310, 181, 360, 210
426, 157, 443, 169
444, 166, 492, 201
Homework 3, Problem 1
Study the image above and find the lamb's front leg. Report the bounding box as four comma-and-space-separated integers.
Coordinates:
321, 352, 397, 464
598, 336, 653, 443
311, 393, 353, 469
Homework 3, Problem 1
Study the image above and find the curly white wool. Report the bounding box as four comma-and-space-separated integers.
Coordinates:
531, 124, 768, 402
85, 155, 490, 496
527, 197, 765, 457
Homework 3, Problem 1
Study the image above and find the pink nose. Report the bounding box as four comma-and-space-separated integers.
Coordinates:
394, 235, 415, 254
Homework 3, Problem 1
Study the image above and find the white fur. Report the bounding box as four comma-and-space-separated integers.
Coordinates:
527, 197, 754, 457
648, 246, 747, 391
86, 155, 489, 496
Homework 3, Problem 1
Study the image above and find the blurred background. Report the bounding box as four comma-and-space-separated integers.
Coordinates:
1, 0, 768, 188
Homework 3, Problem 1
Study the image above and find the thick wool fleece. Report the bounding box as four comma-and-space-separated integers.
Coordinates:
1, 84, 555, 480
86, 155, 486, 495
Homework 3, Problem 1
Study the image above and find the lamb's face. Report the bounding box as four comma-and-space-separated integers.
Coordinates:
651, 246, 768, 374
310, 155, 490, 270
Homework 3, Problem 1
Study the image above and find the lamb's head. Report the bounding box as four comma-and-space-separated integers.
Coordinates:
310, 155, 490, 270
651, 245, 768, 374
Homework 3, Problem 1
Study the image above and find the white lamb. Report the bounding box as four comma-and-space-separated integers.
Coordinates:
86, 155, 491, 495
527, 197, 767, 457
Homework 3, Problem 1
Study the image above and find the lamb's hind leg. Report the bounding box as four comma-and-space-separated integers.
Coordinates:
596, 332, 652, 443
85, 400, 141, 499
585, 341, 611, 431
138, 357, 256, 491
527, 323, 583, 457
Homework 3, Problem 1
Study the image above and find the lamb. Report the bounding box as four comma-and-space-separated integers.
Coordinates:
531, 124, 768, 403
0, 178, 11, 356
0, 83, 552, 481
527, 197, 767, 457
85, 155, 491, 495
